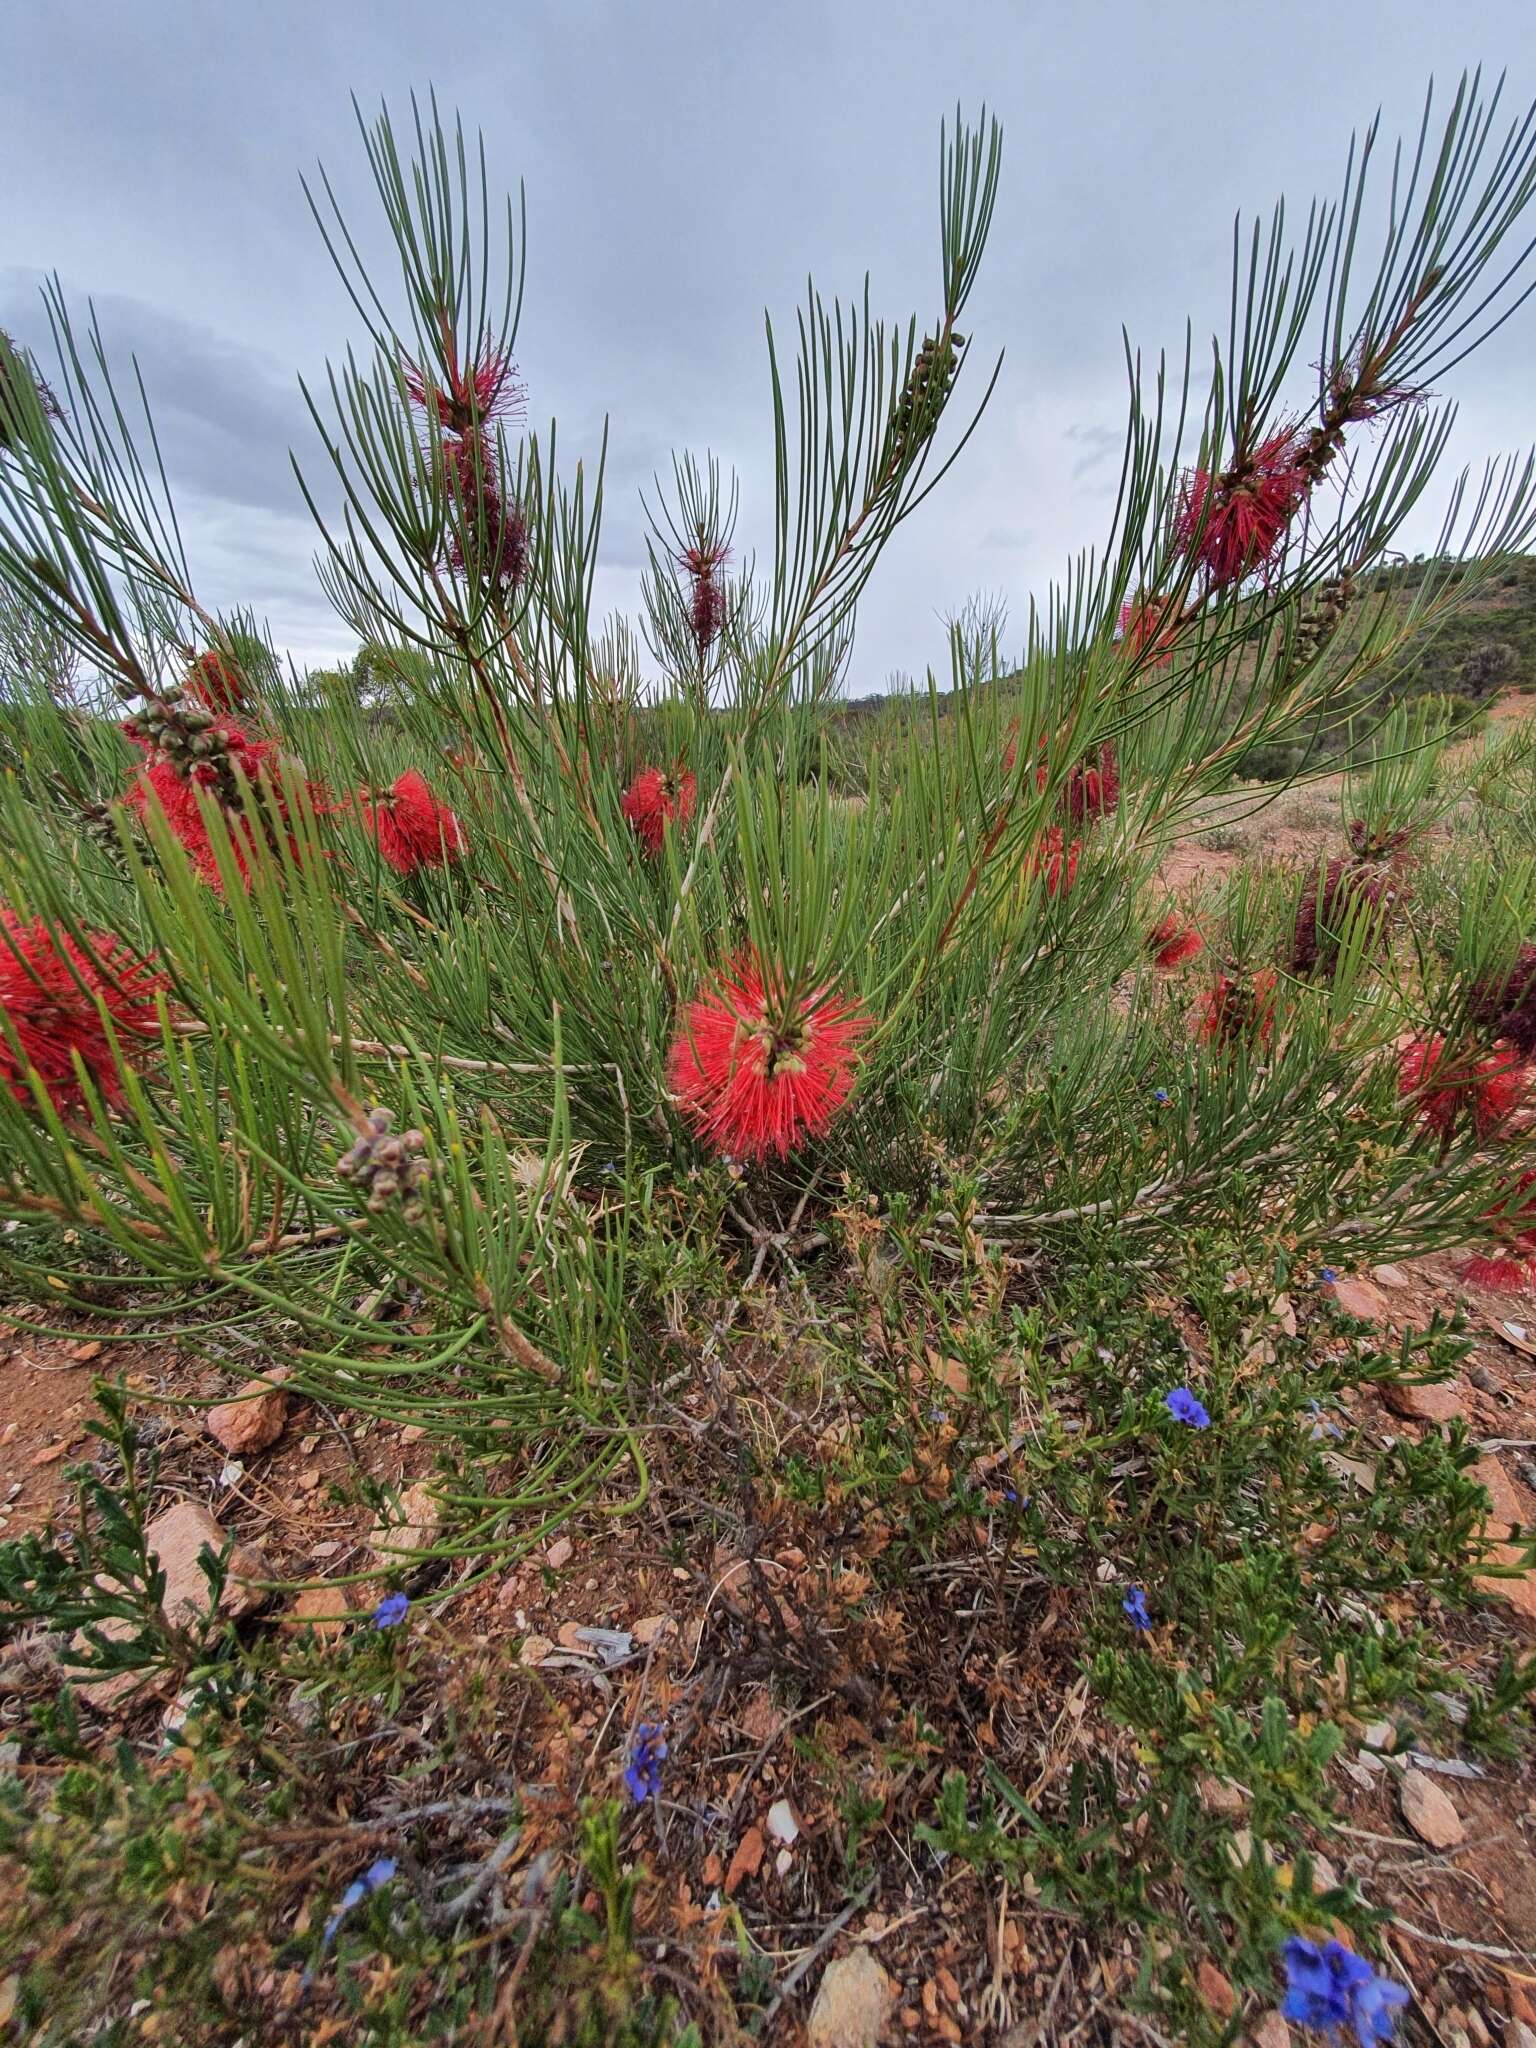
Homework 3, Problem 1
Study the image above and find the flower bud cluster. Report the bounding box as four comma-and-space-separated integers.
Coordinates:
888, 330, 965, 461
123, 689, 246, 807
337, 1106, 430, 1222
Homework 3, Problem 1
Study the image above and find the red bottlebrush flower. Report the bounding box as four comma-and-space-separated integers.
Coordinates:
667, 955, 870, 1160
185, 649, 248, 714
621, 766, 697, 856
1176, 431, 1310, 587
1398, 1034, 1527, 1139
1027, 825, 1081, 898
0, 912, 165, 1112
1119, 595, 1179, 666
361, 770, 466, 874
1146, 915, 1204, 972
1197, 969, 1277, 1050
1289, 855, 1400, 979
404, 348, 524, 433
126, 721, 319, 892
1471, 944, 1536, 1059
682, 542, 729, 662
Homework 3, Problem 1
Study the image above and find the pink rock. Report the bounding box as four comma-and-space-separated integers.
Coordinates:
1470, 1455, 1535, 1534
807, 1950, 892, 2048
1381, 1379, 1463, 1424
72, 1502, 269, 1709
206, 1369, 291, 1456
285, 1586, 350, 1638
1329, 1275, 1393, 1323
1399, 1766, 1465, 1849
370, 1482, 440, 1561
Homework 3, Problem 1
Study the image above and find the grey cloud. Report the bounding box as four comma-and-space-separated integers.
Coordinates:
1, 270, 322, 522
0, 0, 1532, 686
1064, 421, 1125, 481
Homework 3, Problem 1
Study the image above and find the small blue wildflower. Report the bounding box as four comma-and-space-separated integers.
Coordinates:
1321, 1267, 1340, 1285
320, 1856, 397, 1953
1164, 1387, 1211, 1430
1306, 1398, 1344, 1441
929, 1405, 948, 1423
1003, 1487, 1021, 1504
1122, 1585, 1152, 1631
624, 1721, 668, 1803
1153, 1087, 1171, 1105
1281, 1936, 1408, 2045
372, 1591, 410, 1629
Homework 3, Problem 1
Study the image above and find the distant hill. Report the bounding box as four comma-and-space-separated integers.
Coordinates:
830, 553, 1536, 784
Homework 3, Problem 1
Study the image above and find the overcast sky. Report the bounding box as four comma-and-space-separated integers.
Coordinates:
4, 1, 1534, 694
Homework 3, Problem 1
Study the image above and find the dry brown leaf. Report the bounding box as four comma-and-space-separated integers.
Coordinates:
724, 1824, 765, 1894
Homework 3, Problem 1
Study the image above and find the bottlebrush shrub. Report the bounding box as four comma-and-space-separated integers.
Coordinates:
0, 84, 1533, 1569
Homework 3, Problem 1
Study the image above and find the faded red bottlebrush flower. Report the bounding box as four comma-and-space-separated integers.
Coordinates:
1471, 944, 1536, 1059
667, 955, 870, 1160
1463, 1172, 1536, 1292
1027, 825, 1081, 898
1146, 916, 1204, 972
126, 721, 317, 891
185, 650, 248, 714
621, 766, 697, 856
443, 433, 529, 592
0, 911, 165, 1111
1176, 431, 1310, 587
361, 770, 466, 874
1119, 595, 1179, 666
1028, 737, 1119, 831
1289, 856, 1400, 979
682, 542, 729, 662
1197, 969, 1277, 1050
404, 348, 524, 432
1062, 743, 1119, 829
0, 330, 60, 452
1398, 1034, 1527, 1139
1461, 1251, 1533, 1291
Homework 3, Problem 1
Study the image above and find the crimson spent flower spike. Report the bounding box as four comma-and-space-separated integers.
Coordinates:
682, 540, 729, 661
184, 649, 249, 715
1177, 430, 1309, 587
1198, 969, 1277, 1050
404, 347, 524, 433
